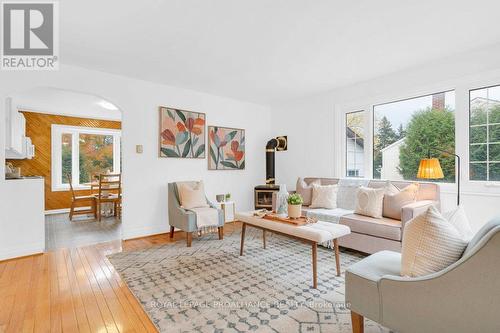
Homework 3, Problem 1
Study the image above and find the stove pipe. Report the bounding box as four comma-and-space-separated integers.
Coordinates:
266, 138, 278, 185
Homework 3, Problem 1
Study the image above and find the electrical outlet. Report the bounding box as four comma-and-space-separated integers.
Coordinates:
136, 145, 143, 154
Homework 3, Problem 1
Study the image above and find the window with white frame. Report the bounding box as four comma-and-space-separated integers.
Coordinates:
52, 125, 121, 190
346, 111, 365, 177
373, 91, 456, 182
469, 85, 500, 181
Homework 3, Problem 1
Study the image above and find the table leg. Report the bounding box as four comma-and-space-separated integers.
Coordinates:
263, 230, 266, 249
334, 239, 341, 277
312, 242, 317, 288
240, 223, 246, 256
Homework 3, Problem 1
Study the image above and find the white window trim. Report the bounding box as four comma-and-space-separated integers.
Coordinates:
51, 124, 121, 192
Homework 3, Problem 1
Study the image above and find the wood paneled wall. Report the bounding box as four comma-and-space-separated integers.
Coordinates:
7, 111, 121, 211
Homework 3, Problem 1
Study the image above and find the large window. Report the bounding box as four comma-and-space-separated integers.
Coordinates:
470, 85, 500, 181
52, 125, 121, 190
373, 91, 456, 182
346, 111, 365, 177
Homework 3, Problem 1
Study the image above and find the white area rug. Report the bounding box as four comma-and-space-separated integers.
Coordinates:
108, 228, 390, 333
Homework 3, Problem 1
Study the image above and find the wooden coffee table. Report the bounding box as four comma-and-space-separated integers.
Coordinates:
236, 211, 351, 288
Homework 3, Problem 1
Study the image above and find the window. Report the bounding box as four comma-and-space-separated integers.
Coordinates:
346, 111, 365, 177
373, 91, 456, 182
470, 85, 500, 181
52, 125, 121, 190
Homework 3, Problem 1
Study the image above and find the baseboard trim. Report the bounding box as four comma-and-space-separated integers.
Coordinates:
0, 242, 45, 262
45, 206, 93, 215
122, 225, 170, 241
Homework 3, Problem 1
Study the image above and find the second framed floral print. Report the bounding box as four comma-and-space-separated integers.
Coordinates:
208, 126, 245, 170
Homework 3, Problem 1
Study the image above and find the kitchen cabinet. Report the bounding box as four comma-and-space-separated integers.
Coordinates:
5, 97, 35, 159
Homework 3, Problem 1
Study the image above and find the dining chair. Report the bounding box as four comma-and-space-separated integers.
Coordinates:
96, 173, 122, 221
67, 173, 97, 221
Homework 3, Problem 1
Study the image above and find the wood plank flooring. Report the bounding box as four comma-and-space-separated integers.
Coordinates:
0, 222, 242, 333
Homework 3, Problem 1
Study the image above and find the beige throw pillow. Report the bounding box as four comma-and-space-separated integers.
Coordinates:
177, 181, 209, 209
383, 183, 419, 220
401, 206, 468, 277
354, 186, 385, 218
296, 178, 321, 206
443, 206, 474, 242
309, 184, 338, 209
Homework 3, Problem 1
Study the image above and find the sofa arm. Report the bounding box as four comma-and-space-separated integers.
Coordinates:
401, 200, 437, 228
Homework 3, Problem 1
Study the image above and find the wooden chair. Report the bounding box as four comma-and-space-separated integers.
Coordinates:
67, 173, 97, 221
96, 173, 122, 221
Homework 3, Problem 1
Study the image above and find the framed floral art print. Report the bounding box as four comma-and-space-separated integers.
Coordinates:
159, 107, 206, 158
208, 126, 245, 170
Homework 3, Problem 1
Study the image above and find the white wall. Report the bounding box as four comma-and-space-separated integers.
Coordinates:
270, 44, 500, 231
0, 65, 271, 245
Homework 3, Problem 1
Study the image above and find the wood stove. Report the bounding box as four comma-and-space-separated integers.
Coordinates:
254, 136, 287, 209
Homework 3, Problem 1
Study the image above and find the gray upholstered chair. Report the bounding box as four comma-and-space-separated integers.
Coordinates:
168, 182, 224, 247
345, 217, 500, 333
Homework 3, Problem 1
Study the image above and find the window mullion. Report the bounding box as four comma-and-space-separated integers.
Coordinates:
72, 132, 79, 186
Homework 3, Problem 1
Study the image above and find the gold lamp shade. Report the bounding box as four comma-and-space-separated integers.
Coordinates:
417, 158, 444, 179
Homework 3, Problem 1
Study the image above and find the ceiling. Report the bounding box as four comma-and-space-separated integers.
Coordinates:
61, 0, 500, 104
11, 87, 122, 120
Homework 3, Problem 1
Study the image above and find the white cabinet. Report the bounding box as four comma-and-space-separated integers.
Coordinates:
5, 98, 35, 159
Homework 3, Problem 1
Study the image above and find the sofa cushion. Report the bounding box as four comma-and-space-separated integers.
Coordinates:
340, 213, 402, 241
296, 177, 320, 206
354, 186, 386, 218
310, 184, 338, 209
383, 183, 419, 220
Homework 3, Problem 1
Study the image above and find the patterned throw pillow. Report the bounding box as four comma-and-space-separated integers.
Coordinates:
296, 178, 321, 206
309, 184, 338, 209
354, 186, 386, 218
401, 206, 468, 277
383, 183, 419, 220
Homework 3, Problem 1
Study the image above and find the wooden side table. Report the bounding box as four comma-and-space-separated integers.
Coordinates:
220, 201, 236, 223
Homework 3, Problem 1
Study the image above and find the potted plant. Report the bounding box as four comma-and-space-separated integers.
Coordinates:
225, 193, 231, 201
287, 193, 303, 219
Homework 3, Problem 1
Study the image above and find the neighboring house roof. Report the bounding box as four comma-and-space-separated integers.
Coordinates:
347, 127, 364, 148
470, 97, 500, 107
380, 137, 405, 153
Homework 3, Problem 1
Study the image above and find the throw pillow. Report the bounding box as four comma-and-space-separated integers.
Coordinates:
177, 181, 209, 209
296, 178, 321, 206
443, 206, 474, 242
383, 183, 419, 220
401, 206, 468, 277
309, 184, 338, 209
354, 186, 385, 218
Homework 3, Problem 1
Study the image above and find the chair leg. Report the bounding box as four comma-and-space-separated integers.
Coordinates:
186, 232, 192, 247
98, 202, 102, 221
170, 226, 175, 239
218, 226, 224, 240
334, 239, 341, 276
351, 311, 364, 333
92, 199, 97, 220
69, 202, 75, 221
239, 223, 246, 256
312, 242, 318, 289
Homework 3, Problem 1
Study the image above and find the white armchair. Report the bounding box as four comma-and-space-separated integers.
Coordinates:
345, 217, 500, 333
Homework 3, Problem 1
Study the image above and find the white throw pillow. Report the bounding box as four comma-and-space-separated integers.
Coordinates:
401, 206, 468, 277
177, 181, 209, 209
296, 178, 321, 206
383, 183, 419, 220
354, 186, 386, 218
443, 206, 474, 242
309, 184, 338, 209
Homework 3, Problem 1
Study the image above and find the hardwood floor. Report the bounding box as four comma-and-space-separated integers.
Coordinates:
0, 223, 241, 333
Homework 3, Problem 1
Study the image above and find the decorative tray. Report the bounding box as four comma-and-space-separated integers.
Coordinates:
253, 210, 317, 226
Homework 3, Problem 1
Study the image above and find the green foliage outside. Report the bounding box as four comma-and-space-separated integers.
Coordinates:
399, 108, 455, 182
373, 116, 402, 178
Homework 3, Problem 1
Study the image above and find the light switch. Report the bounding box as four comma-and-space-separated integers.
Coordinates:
136, 145, 143, 154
